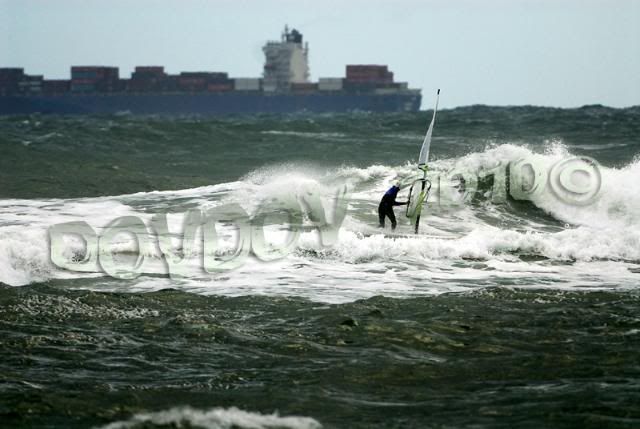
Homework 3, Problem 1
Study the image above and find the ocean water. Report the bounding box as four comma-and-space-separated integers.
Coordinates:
1, 105, 639, 428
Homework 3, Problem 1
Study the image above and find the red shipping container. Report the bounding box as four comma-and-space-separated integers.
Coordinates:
207, 83, 233, 92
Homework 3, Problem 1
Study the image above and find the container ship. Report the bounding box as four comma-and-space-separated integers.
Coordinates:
0, 27, 421, 116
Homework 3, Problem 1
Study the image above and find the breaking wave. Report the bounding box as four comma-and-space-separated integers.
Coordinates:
96, 406, 322, 429
1, 142, 639, 298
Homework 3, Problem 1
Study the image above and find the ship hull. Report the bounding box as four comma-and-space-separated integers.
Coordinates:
0, 92, 421, 115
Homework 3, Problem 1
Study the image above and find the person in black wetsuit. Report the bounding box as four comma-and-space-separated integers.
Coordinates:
378, 182, 407, 230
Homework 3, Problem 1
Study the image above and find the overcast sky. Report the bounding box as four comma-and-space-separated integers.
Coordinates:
1, 0, 638, 108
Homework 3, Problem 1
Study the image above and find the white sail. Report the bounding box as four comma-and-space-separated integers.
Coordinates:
405, 180, 425, 218
417, 89, 440, 167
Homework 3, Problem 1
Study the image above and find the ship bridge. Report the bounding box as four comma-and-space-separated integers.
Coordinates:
262, 26, 310, 92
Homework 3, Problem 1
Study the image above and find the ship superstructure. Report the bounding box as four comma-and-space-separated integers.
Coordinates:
263, 26, 310, 91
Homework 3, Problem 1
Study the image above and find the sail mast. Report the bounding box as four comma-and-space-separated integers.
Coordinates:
414, 89, 440, 234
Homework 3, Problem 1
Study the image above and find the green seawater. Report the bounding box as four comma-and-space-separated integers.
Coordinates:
1, 106, 640, 428
1, 106, 638, 199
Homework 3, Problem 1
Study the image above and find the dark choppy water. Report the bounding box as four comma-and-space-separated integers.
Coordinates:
1, 106, 640, 428
1, 105, 637, 199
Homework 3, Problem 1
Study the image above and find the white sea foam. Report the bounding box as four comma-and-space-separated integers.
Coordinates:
0, 198, 141, 285
0, 229, 54, 285
1, 143, 639, 300
96, 406, 322, 429
261, 129, 347, 140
